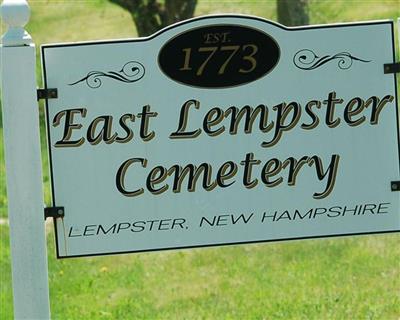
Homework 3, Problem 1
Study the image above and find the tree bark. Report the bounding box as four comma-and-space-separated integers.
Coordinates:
277, 0, 309, 27
109, 0, 197, 37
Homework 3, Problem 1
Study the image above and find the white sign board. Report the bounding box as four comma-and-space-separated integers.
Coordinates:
41, 16, 400, 258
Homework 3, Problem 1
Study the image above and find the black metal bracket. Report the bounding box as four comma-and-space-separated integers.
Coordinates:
384, 62, 400, 74
44, 206, 65, 220
391, 181, 400, 192
37, 88, 58, 101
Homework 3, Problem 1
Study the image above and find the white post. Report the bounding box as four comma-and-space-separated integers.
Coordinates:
0, 0, 51, 319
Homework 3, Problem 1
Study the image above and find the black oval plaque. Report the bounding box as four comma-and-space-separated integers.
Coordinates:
158, 24, 280, 88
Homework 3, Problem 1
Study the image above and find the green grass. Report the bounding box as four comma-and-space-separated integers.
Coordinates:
1, 223, 399, 319
1, 0, 400, 319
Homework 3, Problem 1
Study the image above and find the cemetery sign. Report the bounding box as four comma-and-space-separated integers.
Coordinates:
41, 15, 400, 258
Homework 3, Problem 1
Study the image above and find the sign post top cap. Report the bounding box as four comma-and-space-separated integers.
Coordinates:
1, 0, 32, 46
1, 0, 30, 28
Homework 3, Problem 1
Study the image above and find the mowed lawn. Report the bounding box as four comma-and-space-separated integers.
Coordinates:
1, 224, 400, 319
1, 0, 400, 319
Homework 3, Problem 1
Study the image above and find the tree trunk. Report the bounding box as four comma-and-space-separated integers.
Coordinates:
277, 0, 309, 27
109, 0, 197, 37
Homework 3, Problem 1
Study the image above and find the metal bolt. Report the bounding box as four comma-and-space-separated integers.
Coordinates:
57, 209, 64, 215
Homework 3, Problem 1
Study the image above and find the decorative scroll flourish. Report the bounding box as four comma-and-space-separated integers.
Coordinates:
69, 61, 145, 88
293, 49, 370, 70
